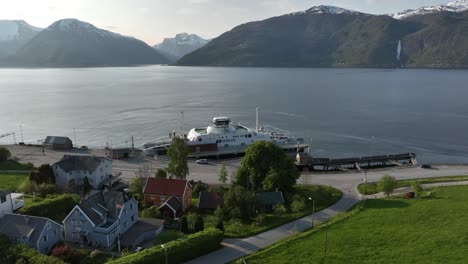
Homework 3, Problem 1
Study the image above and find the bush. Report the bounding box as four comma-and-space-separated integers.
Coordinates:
109, 228, 223, 264
223, 186, 257, 222
411, 182, 423, 196
193, 215, 204, 233
0, 147, 11, 162
17, 179, 39, 194
192, 181, 207, 198
38, 183, 57, 196
19, 194, 80, 222
141, 206, 162, 219
291, 195, 306, 213
273, 204, 288, 215
180, 216, 190, 234
378, 175, 398, 197
0, 235, 65, 264
254, 214, 265, 226
29, 164, 55, 184
215, 219, 224, 232
155, 168, 167, 179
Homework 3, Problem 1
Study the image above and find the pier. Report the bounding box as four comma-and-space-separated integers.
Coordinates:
296, 152, 417, 171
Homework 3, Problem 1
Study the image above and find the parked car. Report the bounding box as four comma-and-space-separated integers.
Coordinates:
422, 164, 432, 169
79, 145, 88, 150
134, 246, 144, 252
196, 159, 208, 164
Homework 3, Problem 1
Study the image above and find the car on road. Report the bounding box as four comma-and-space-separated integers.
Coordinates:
421, 164, 432, 169
79, 145, 88, 150
196, 159, 208, 164
134, 246, 144, 252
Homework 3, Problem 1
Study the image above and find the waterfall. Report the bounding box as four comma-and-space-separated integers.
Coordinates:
396, 40, 402, 62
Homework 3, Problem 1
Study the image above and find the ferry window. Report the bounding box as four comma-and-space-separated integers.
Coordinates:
198, 138, 202, 142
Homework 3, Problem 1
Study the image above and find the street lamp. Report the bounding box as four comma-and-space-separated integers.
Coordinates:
161, 244, 168, 264
308, 197, 315, 228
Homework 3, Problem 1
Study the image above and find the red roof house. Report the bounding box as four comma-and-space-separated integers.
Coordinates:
143, 178, 192, 217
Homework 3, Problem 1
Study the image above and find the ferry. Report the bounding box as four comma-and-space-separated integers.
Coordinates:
142, 111, 309, 158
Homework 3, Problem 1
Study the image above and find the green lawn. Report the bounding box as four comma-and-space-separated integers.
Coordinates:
358, 175, 468, 195
236, 185, 468, 264
0, 173, 28, 191
0, 160, 34, 170
204, 185, 342, 238
154, 230, 186, 246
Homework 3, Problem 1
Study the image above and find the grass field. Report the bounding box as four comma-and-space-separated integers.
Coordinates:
0, 173, 28, 191
203, 185, 342, 238
0, 160, 34, 170
236, 185, 468, 264
358, 175, 468, 195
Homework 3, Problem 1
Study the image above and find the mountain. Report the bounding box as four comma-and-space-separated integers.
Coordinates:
177, 5, 468, 68
393, 0, 468, 20
177, 6, 421, 67
0, 20, 41, 57
2, 19, 169, 67
154, 33, 209, 61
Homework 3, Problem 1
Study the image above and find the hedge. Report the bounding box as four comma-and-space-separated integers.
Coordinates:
0, 235, 65, 264
108, 228, 223, 264
19, 194, 80, 222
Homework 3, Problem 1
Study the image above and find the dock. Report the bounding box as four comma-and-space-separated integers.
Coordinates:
187, 143, 309, 159
296, 152, 417, 171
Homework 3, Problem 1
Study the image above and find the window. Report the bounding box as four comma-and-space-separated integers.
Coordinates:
150, 195, 156, 199
71, 219, 78, 225
123, 209, 127, 215
0, 195, 6, 203
53, 229, 57, 236
198, 138, 202, 142
131, 215, 135, 222
71, 232, 78, 239
80, 220, 86, 225
43, 235, 47, 242
90, 178, 94, 183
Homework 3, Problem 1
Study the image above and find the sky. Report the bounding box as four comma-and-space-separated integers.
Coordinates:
0, 0, 454, 45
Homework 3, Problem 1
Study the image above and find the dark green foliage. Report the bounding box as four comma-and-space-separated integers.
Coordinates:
38, 183, 57, 196
0, 160, 34, 170
378, 175, 398, 197
218, 163, 228, 184
30, 164, 55, 184
0, 235, 65, 264
178, 10, 468, 68
0, 147, 11, 162
192, 181, 207, 198
155, 168, 167, 179
290, 195, 306, 213
236, 141, 299, 193
215, 218, 224, 232
19, 194, 80, 222
129, 177, 145, 194
193, 215, 204, 233
223, 186, 257, 222
180, 216, 190, 234
141, 206, 161, 218
83, 176, 92, 195
167, 137, 189, 179
108, 228, 223, 264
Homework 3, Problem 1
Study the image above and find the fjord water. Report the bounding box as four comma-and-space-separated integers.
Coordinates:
0, 66, 467, 163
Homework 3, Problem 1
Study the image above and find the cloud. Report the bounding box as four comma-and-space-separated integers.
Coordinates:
188, 0, 211, 3
177, 7, 200, 15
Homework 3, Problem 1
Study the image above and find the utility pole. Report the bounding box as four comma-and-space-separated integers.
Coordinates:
131, 136, 134, 149
74, 128, 77, 147
19, 125, 24, 142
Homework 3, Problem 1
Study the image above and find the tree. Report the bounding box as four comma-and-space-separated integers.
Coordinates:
0, 147, 11, 162
129, 177, 145, 194
192, 181, 207, 198
83, 176, 92, 195
167, 137, 189, 179
378, 175, 397, 197
141, 206, 161, 218
218, 163, 228, 184
223, 186, 257, 222
235, 141, 299, 193
291, 195, 306, 213
29, 164, 55, 184
215, 219, 224, 232
155, 168, 167, 179
180, 216, 190, 234
193, 215, 204, 233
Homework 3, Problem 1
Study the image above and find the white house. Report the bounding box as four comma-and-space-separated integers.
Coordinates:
52, 155, 116, 191
0, 190, 13, 218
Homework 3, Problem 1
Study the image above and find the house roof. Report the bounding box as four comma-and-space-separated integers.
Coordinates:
143, 178, 187, 197
77, 190, 130, 226
0, 214, 57, 244
256, 192, 284, 206
198, 191, 223, 210
120, 218, 164, 247
0, 190, 11, 197
159, 196, 182, 212
54, 155, 111, 173
45, 136, 72, 144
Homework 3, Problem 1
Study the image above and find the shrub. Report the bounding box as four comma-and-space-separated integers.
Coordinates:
215, 219, 224, 232
52, 245, 71, 258
38, 183, 57, 196
378, 175, 398, 197
223, 186, 257, 222
214, 207, 224, 220
180, 216, 190, 234
109, 228, 223, 264
19, 194, 80, 222
254, 214, 265, 226
155, 168, 167, 179
17, 179, 38, 194
274, 204, 288, 215
193, 215, 204, 233
0, 147, 11, 162
29, 164, 55, 184
291, 195, 306, 213
192, 181, 207, 198
141, 206, 161, 219
411, 182, 423, 196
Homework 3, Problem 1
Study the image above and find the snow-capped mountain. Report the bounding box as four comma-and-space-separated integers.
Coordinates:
305, 5, 361, 15
154, 33, 209, 61
0, 20, 41, 57
5, 18, 169, 67
393, 0, 468, 19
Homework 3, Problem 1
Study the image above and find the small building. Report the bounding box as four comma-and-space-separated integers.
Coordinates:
106, 148, 132, 159
62, 190, 138, 248
256, 191, 285, 212
44, 136, 73, 149
52, 155, 116, 191
143, 178, 192, 217
120, 218, 164, 249
198, 191, 223, 210
0, 213, 62, 254
0, 190, 25, 218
